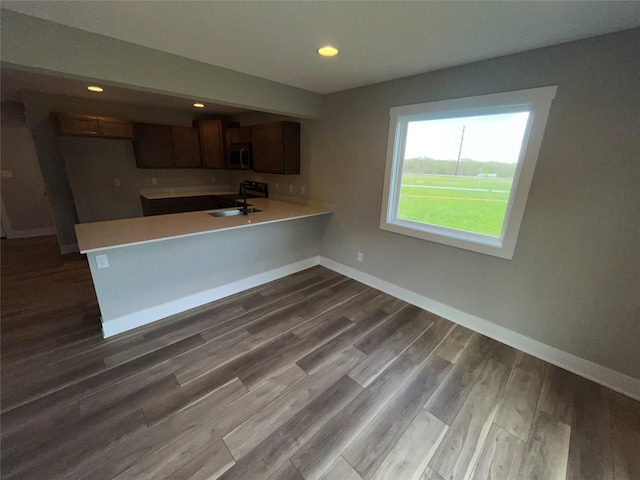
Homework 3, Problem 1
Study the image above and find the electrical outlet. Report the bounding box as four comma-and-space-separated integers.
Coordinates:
210, 176, 216, 183
151, 178, 158, 185
1, 170, 13, 178
275, 183, 280, 191
114, 178, 121, 187
357, 252, 363, 262
301, 186, 306, 195
96, 254, 109, 269
288, 185, 293, 193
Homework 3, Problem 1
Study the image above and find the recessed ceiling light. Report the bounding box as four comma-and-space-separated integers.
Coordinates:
193, 103, 205, 108
317, 46, 339, 57
87, 86, 104, 92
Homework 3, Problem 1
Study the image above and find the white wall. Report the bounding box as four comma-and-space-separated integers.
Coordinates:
0, 101, 55, 237
311, 28, 640, 380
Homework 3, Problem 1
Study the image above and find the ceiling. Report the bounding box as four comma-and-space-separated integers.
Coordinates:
3, 1, 640, 96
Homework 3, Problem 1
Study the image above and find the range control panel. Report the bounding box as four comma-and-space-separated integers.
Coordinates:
240, 181, 269, 198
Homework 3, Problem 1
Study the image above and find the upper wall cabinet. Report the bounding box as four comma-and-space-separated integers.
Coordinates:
226, 125, 253, 146
170, 126, 201, 168
133, 123, 173, 168
55, 113, 134, 139
252, 121, 300, 175
196, 119, 239, 169
133, 123, 202, 169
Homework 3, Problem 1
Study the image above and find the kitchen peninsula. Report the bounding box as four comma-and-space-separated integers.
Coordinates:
76, 198, 332, 337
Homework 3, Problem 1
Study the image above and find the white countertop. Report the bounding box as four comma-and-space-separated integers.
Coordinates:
75, 198, 332, 253
140, 190, 238, 200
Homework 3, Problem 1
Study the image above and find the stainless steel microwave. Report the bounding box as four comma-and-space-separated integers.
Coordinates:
228, 143, 252, 170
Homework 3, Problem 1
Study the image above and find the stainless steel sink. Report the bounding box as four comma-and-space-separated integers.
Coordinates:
208, 207, 262, 218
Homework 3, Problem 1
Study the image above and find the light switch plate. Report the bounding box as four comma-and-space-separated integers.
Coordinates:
114, 179, 121, 187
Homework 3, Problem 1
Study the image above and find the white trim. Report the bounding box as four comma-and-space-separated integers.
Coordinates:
0, 198, 14, 237
1, 195, 57, 239
60, 243, 79, 254
319, 256, 640, 401
102, 256, 321, 338
5, 226, 57, 238
99, 250, 640, 399
380, 86, 557, 260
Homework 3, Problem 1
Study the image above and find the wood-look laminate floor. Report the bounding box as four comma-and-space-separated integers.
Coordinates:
1, 236, 638, 480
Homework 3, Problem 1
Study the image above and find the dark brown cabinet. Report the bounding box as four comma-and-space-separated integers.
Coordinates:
133, 123, 202, 168
196, 120, 239, 169
252, 121, 300, 174
170, 126, 201, 168
99, 118, 135, 139
141, 195, 217, 216
55, 113, 133, 139
226, 126, 253, 146
133, 123, 174, 168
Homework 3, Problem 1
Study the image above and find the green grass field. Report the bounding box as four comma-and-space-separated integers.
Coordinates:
397, 174, 513, 237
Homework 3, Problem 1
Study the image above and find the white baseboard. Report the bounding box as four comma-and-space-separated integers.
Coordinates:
60, 242, 79, 254
5, 226, 57, 239
102, 256, 321, 338
319, 256, 640, 401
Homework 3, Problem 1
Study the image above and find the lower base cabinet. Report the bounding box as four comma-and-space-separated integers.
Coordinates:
141, 195, 217, 216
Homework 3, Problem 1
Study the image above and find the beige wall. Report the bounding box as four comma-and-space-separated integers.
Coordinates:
3, 7, 637, 383
1, 9, 323, 119
0, 101, 55, 234
312, 28, 640, 379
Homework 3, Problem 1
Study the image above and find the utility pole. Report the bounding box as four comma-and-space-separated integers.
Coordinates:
455, 125, 465, 177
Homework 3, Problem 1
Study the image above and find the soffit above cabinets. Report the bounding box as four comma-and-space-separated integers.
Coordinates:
3, 1, 640, 94
0, 67, 250, 116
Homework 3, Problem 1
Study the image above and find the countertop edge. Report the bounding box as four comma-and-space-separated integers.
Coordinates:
76, 199, 333, 254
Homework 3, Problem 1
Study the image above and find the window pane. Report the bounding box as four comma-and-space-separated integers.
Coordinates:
397, 112, 529, 237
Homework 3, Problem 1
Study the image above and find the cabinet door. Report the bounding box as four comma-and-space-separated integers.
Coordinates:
227, 126, 253, 145
99, 119, 134, 139
171, 126, 201, 168
252, 123, 283, 173
253, 122, 300, 174
56, 114, 100, 137
198, 120, 225, 169
133, 123, 174, 168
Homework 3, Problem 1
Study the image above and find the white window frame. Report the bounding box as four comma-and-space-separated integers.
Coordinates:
380, 86, 557, 260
